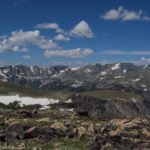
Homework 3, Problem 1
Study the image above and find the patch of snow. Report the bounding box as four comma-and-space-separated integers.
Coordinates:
30, 66, 34, 73
84, 68, 91, 73
0, 71, 8, 82
67, 108, 74, 112
123, 69, 127, 73
60, 70, 65, 73
114, 76, 121, 79
72, 83, 82, 88
144, 88, 147, 91
65, 99, 72, 103
0, 71, 3, 76
141, 84, 146, 88
16, 74, 23, 78
99, 77, 104, 80
1, 78, 7, 82
0, 95, 59, 109
111, 63, 120, 70
60, 68, 69, 73
75, 81, 83, 84
59, 108, 74, 112
51, 74, 59, 78
131, 78, 141, 82
71, 67, 79, 71
59, 108, 65, 112
3, 69, 9, 74
72, 81, 83, 88
48, 70, 52, 75
101, 71, 107, 76
143, 64, 148, 69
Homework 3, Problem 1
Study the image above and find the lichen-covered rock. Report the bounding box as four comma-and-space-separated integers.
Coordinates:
91, 118, 150, 150
74, 126, 86, 138
50, 122, 67, 132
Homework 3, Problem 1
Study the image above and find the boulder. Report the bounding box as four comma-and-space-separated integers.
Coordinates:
24, 126, 38, 139
131, 118, 149, 126
110, 119, 130, 127
142, 128, 150, 138
0, 115, 4, 119
50, 122, 67, 132
87, 124, 95, 134
108, 128, 123, 137
101, 143, 114, 150
74, 126, 86, 138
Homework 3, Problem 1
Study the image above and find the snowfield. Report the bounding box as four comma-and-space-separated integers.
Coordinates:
0, 94, 59, 109
71, 67, 80, 71
111, 63, 120, 70
131, 78, 141, 82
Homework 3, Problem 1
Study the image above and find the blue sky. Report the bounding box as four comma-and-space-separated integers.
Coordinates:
0, 0, 150, 66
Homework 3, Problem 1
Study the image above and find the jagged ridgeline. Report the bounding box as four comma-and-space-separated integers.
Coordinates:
0, 63, 150, 91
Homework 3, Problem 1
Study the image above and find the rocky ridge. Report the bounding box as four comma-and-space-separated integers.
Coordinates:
0, 63, 150, 92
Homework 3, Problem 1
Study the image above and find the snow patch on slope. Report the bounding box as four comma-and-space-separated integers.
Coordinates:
131, 78, 141, 82
101, 71, 107, 76
114, 76, 121, 79
84, 68, 91, 73
71, 67, 79, 71
111, 63, 120, 70
0, 95, 59, 109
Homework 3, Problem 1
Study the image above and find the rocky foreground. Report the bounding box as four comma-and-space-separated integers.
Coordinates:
0, 107, 149, 150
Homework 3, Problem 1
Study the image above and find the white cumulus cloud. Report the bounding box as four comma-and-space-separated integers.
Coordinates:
54, 34, 70, 41
0, 30, 58, 53
101, 6, 150, 21
35, 23, 64, 33
44, 48, 93, 58
70, 21, 94, 38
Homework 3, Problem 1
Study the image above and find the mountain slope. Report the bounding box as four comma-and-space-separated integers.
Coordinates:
0, 63, 149, 92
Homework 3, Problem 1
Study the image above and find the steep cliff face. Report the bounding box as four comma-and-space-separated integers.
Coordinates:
71, 94, 150, 118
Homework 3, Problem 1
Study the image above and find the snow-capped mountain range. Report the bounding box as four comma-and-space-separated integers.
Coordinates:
0, 63, 150, 92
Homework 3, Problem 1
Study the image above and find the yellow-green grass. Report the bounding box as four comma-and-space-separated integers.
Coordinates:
0, 82, 73, 100
80, 90, 142, 101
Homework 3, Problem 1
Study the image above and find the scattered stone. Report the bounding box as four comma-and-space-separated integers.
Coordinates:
75, 126, 86, 138
24, 126, 38, 139
142, 128, 150, 138
110, 118, 130, 126
8, 121, 20, 127
101, 143, 114, 150
108, 128, 122, 137
91, 118, 150, 150
16, 109, 33, 118
87, 124, 95, 134
50, 122, 67, 132
36, 118, 50, 122
0, 114, 4, 119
